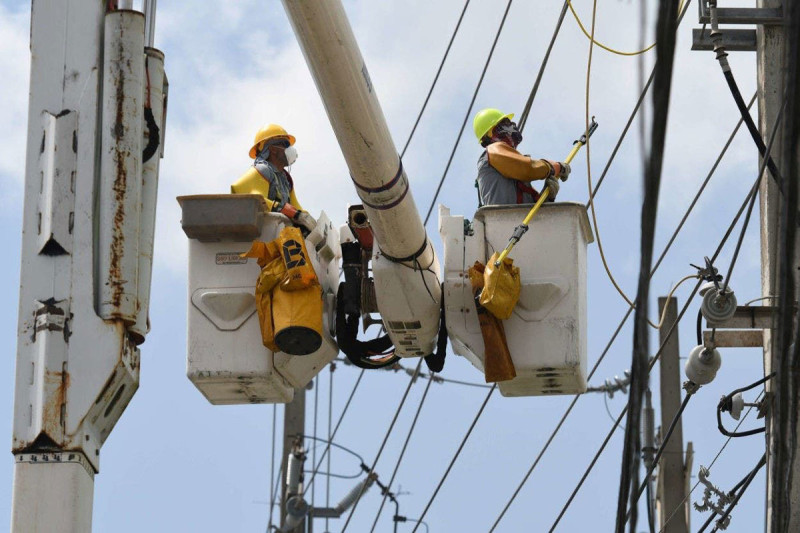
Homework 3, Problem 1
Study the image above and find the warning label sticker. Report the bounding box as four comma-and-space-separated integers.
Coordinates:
216, 252, 248, 265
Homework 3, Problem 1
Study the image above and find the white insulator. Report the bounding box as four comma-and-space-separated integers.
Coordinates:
685, 344, 722, 385
701, 287, 737, 323
286, 451, 303, 494
698, 280, 717, 296
729, 392, 744, 420
97, 10, 145, 323
334, 474, 376, 514
130, 47, 165, 343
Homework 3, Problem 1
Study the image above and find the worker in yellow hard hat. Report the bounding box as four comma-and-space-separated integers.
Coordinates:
231, 124, 316, 232
472, 108, 570, 207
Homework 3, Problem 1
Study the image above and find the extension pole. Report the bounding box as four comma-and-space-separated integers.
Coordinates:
281, 389, 306, 533
656, 297, 689, 533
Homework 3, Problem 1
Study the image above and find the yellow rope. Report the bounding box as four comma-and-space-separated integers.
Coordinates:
567, 0, 683, 57
581, 0, 693, 329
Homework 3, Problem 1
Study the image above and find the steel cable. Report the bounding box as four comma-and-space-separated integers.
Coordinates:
411, 384, 497, 532
423, 0, 514, 225
369, 373, 436, 532
400, 0, 472, 159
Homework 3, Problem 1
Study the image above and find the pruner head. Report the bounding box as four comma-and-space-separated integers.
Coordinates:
575, 116, 599, 145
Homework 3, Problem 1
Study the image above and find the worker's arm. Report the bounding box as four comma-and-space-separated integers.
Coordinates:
486, 142, 553, 182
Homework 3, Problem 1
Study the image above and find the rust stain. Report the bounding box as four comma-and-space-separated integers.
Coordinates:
41, 369, 70, 435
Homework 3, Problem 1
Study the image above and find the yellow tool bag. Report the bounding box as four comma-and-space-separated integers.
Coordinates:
272, 283, 323, 356
479, 252, 521, 320
278, 226, 319, 291
469, 261, 516, 383
242, 241, 285, 352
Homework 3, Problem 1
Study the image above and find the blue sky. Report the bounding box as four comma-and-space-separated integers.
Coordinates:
1, 0, 770, 531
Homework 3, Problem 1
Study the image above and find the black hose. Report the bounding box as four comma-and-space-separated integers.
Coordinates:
142, 106, 160, 163
716, 372, 774, 437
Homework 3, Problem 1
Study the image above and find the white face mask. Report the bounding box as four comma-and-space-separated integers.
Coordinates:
284, 145, 298, 166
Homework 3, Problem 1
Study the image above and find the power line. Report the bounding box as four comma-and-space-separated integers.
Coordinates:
399, 0, 472, 159
616, 0, 681, 527
302, 368, 365, 498
658, 389, 765, 532
411, 384, 497, 532
701, 454, 767, 533
370, 373, 436, 532
517, 0, 569, 133
423, 0, 514, 225
340, 357, 425, 532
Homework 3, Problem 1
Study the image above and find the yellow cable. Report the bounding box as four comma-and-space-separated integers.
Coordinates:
567, 0, 683, 57
582, 0, 692, 330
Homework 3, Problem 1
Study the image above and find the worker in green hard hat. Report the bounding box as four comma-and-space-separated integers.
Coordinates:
473, 108, 570, 207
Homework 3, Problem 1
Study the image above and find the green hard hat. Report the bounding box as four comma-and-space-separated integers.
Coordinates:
473, 108, 514, 143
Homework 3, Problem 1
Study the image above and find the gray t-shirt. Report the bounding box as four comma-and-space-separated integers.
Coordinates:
476, 151, 537, 206
254, 157, 293, 211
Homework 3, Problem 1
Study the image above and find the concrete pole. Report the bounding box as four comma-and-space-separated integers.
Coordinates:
757, 1, 789, 530
656, 297, 689, 533
281, 388, 306, 533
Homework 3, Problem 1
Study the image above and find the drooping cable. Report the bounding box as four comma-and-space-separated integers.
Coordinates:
659, 390, 765, 532
301, 368, 365, 498
369, 373, 436, 532
701, 454, 767, 533
400, 0, 471, 158
616, 0, 680, 528
411, 384, 497, 532
340, 358, 425, 532
489, 78, 756, 533
517, 0, 569, 132
720, 97, 787, 295
423, 0, 514, 225
708, 1, 784, 195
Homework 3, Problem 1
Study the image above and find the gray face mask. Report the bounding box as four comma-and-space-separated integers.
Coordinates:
284, 145, 298, 166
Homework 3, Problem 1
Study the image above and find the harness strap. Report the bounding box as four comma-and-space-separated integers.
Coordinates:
515, 181, 540, 204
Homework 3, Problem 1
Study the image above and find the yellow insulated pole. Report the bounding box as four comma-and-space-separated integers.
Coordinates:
494, 118, 598, 266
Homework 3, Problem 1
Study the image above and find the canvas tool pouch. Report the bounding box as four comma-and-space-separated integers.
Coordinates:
273, 283, 324, 356
278, 226, 319, 291
468, 261, 516, 382
479, 252, 521, 320
242, 241, 285, 352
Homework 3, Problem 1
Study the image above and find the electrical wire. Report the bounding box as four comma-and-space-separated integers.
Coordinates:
717, 373, 774, 438
268, 405, 277, 532
645, 480, 655, 533
658, 390, 765, 532
423, 0, 514, 225
411, 384, 497, 532
370, 373, 436, 532
566, 0, 684, 56
340, 358, 425, 532
302, 368, 365, 499
312, 374, 319, 507
705, 454, 767, 533
517, 0, 570, 132
617, 0, 681, 527
326, 364, 333, 531
400, 0, 471, 159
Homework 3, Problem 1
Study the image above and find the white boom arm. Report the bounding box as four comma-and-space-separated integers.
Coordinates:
281, 0, 442, 358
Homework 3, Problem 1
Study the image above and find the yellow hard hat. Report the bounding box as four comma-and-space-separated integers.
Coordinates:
249, 124, 296, 159
473, 108, 514, 143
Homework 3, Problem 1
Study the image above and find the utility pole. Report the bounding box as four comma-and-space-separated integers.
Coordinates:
756, 0, 793, 530
281, 388, 306, 533
656, 297, 690, 533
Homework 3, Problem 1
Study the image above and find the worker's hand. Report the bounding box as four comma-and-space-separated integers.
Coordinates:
295, 211, 318, 233
279, 203, 299, 220
547, 160, 571, 181
544, 176, 560, 199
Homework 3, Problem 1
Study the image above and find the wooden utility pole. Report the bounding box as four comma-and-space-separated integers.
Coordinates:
756, 0, 793, 530
656, 297, 690, 533
281, 388, 306, 533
